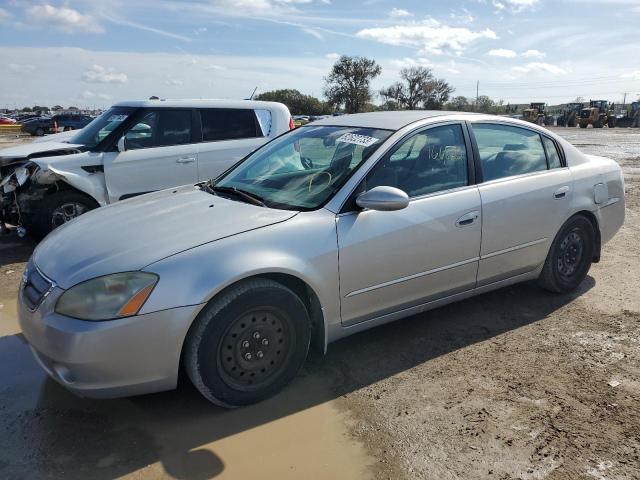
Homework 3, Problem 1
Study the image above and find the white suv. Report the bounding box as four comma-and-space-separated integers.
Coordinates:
0, 99, 292, 238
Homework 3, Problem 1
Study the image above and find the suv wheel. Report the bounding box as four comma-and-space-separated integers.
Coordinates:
185, 278, 311, 407
28, 190, 98, 240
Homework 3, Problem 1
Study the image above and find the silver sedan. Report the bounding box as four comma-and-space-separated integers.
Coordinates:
18, 111, 625, 407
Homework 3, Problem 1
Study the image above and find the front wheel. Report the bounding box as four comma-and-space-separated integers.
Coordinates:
28, 190, 98, 240
185, 278, 311, 407
538, 215, 595, 293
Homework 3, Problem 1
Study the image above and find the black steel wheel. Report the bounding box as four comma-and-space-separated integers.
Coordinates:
217, 308, 293, 392
185, 278, 311, 407
538, 215, 595, 293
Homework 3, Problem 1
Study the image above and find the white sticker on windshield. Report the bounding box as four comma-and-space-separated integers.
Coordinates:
107, 114, 128, 122
336, 133, 379, 147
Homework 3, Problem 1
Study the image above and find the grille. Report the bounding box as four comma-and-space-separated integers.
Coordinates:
22, 265, 53, 310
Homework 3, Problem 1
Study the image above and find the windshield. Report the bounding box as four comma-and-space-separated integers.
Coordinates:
214, 125, 393, 210
69, 106, 136, 149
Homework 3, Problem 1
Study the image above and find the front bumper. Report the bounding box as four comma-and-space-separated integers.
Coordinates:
18, 272, 205, 399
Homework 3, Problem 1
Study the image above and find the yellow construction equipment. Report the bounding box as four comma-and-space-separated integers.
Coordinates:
578, 100, 616, 128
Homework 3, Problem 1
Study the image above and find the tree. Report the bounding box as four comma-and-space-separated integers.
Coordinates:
474, 95, 495, 113
254, 89, 330, 115
32, 105, 49, 113
446, 96, 471, 111
379, 67, 454, 110
52, 105, 64, 111
574, 96, 585, 103
21, 107, 32, 112
323, 56, 381, 113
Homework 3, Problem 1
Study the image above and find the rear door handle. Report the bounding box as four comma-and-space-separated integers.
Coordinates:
455, 210, 480, 227
554, 186, 570, 199
176, 156, 196, 164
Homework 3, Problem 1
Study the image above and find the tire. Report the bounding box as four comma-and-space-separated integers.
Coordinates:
185, 278, 311, 407
579, 123, 587, 128
536, 116, 544, 126
27, 190, 98, 240
35, 127, 44, 136
538, 215, 595, 293
607, 118, 616, 128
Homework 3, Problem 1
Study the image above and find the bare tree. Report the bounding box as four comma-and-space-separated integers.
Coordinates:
380, 67, 454, 110
323, 56, 381, 113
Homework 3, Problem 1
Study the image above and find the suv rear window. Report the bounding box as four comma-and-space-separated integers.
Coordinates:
200, 108, 260, 142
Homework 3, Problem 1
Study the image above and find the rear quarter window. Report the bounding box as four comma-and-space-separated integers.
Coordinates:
542, 136, 563, 169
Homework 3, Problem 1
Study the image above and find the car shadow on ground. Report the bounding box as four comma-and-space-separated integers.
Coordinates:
0, 273, 594, 479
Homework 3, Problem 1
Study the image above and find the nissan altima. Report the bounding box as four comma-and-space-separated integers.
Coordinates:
18, 111, 625, 407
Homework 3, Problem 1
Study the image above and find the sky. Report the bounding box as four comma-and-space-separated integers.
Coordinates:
0, 0, 639, 109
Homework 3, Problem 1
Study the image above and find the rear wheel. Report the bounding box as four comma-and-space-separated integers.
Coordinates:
579, 123, 587, 128
35, 127, 45, 136
185, 278, 311, 407
27, 190, 98, 240
538, 215, 595, 293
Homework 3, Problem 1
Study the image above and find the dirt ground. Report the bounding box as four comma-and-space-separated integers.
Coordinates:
0, 127, 639, 480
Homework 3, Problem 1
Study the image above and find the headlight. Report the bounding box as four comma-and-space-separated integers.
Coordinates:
55, 272, 158, 321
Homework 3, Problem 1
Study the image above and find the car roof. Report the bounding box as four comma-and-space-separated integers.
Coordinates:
112, 99, 288, 110
310, 110, 479, 130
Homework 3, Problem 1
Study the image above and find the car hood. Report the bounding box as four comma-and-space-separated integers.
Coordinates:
0, 141, 84, 165
34, 186, 298, 289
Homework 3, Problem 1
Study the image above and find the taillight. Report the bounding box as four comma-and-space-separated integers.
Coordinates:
289, 117, 295, 130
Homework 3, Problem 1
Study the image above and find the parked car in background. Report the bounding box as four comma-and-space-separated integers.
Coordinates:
0, 116, 17, 125
18, 111, 624, 407
0, 99, 292, 237
20, 114, 93, 136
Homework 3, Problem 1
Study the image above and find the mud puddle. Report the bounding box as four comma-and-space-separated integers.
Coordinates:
0, 330, 377, 479
0, 297, 20, 337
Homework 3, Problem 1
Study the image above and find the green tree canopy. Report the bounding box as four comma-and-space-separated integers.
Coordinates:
323, 56, 381, 113
254, 89, 331, 115
380, 67, 454, 110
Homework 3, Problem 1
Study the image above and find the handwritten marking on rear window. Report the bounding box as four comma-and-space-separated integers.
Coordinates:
336, 133, 379, 147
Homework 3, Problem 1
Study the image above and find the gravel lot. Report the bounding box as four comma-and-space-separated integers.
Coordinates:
0, 127, 639, 479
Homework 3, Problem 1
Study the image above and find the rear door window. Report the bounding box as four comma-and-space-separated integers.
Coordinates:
200, 108, 260, 141
471, 123, 548, 181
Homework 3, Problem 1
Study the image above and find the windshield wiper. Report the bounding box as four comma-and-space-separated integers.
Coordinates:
209, 184, 267, 207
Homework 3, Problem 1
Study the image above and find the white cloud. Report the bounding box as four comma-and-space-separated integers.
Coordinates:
165, 79, 184, 86
522, 49, 545, 58
7, 63, 36, 74
488, 48, 517, 58
208, 0, 313, 14
449, 8, 474, 24
325, 53, 341, 60
512, 62, 568, 75
390, 8, 412, 18
81, 90, 112, 100
26, 4, 104, 33
491, 0, 539, 13
356, 20, 498, 55
621, 70, 640, 80
0, 7, 11, 23
82, 65, 128, 84
390, 57, 432, 69
301, 27, 324, 40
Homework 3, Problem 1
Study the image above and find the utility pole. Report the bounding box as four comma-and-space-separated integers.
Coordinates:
623, 92, 627, 106
476, 80, 479, 107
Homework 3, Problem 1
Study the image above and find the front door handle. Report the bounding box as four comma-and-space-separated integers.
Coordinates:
176, 156, 196, 164
455, 210, 480, 227
554, 186, 570, 199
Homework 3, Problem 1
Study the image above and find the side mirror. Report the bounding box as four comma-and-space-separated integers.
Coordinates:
117, 135, 127, 152
356, 186, 409, 212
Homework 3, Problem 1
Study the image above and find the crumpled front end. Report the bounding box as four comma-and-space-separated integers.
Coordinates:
0, 161, 58, 230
